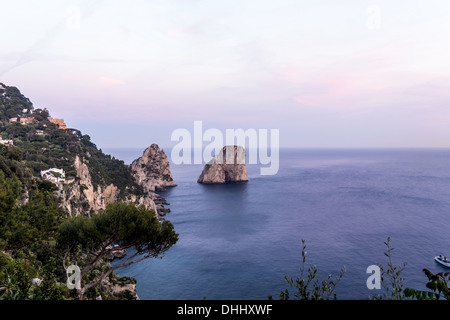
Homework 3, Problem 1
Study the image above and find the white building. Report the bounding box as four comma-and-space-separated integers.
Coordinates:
0, 139, 13, 146
40, 168, 66, 184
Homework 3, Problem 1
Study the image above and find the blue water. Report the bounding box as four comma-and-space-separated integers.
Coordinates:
105, 148, 450, 300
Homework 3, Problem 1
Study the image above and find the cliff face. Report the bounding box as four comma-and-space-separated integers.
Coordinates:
0, 84, 176, 219
131, 144, 177, 192
197, 145, 248, 184
0, 83, 174, 300
62, 155, 159, 217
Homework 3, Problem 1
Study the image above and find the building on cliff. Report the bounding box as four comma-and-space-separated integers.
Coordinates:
0, 139, 13, 146
48, 117, 67, 129
20, 117, 37, 125
9, 117, 36, 125
40, 168, 66, 185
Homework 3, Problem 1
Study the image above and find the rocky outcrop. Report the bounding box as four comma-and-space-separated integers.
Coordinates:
197, 145, 248, 184
100, 266, 139, 300
105, 244, 127, 260
62, 156, 159, 217
131, 144, 177, 192
74, 156, 118, 211
130, 144, 176, 216
59, 144, 176, 218
125, 193, 159, 216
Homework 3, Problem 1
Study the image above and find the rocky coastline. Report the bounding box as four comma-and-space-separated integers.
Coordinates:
131, 143, 177, 216
0, 83, 178, 300
60, 144, 175, 219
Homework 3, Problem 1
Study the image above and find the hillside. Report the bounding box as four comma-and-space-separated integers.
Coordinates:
0, 83, 171, 217
0, 83, 176, 300
0, 83, 141, 194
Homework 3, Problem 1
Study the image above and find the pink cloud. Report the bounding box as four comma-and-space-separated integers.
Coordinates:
99, 76, 125, 87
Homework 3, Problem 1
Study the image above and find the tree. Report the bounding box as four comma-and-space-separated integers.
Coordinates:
275, 240, 346, 300
405, 269, 450, 300
0, 170, 22, 248
370, 237, 408, 300
0, 257, 34, 300
31, 257, 69, 300
57, 202, 178, 299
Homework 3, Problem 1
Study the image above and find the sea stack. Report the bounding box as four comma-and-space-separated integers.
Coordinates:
131, 144, 177, 192
197, 145, 248, 184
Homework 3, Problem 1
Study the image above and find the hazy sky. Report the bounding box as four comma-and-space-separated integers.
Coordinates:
1, 0, 450, 149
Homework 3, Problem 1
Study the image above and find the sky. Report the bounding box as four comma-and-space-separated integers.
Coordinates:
1, 0, 450, 149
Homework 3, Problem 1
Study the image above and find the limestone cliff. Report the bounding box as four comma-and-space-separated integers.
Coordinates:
131, 144, 177, 192
197, 145, 248, 184
62, 155, 159, 217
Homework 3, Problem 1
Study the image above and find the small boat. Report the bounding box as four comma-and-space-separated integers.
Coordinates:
435, 255, 450, 268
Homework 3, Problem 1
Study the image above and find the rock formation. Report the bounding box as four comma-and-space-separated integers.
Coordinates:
197, 145, 248, 184
62, 156, 159, 217
105, 244, 127, 260
61, 144, 177, 218
131, 144, 177, 192
130, 144, 177, 216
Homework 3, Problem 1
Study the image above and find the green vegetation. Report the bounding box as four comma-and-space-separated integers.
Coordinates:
0, 84, 177, 300
275, 239, 346, 300
0, 145, 62, 250
0, 84, 143, 197
1, 83, 447, 301
274, 237, 450, 301
0, 254, 69, 300
0, 84, 33, 120
370, 237, 408, 300
405, 270, 450, 300
58, 202, 178, 300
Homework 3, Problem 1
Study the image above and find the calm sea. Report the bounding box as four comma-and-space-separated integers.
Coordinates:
104, 148, 450, 300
